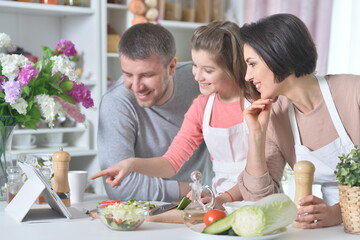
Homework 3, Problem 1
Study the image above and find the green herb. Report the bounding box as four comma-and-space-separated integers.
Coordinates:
335, 146, 360, 187
128, 198, 156, 209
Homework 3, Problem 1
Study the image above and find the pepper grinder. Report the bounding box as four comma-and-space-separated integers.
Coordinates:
292, 160, 315, 228
52, 149, 71, 207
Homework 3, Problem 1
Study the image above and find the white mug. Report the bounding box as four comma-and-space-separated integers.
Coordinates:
43, 132, 63, 145
13, 134, 36, 147
68, 170, 88, 203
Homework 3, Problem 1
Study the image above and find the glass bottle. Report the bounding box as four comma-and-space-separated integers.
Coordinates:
195, 0, 210, 23
183, 171, 215, 227
181, 0, 195, 22
164, 0, 182, 21
6, 166, 24, 203
211, 0, 225, 21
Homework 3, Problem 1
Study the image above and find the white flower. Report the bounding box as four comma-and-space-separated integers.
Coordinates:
50, 55, 79, 82
11, 97, 28, 114
34, 94, 63, 128
0, 53, 32, 79
0, 33, 11, 48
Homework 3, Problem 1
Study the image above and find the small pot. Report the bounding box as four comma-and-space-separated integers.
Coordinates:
338, 185, 360, 234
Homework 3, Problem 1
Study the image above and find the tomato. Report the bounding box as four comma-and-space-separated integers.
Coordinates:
204, 209, 226, 226
98, 199, 121, 207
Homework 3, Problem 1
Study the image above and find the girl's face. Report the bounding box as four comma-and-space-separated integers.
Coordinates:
191, 49, 234, 98
244, 44, 278, 99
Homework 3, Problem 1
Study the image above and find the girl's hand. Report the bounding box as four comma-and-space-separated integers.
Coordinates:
295, 195, 342, 228
244, 99, 273, 133
186, 191, 223, 209
90, 158, 134, 187
185, 191, 233, 210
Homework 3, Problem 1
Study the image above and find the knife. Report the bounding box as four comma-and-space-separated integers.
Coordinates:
149, 203, 178, 216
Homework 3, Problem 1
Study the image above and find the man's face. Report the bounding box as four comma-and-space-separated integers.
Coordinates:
121, 55, 176, 107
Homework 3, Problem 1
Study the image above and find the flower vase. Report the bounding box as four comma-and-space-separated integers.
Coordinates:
0, 125, 15, 201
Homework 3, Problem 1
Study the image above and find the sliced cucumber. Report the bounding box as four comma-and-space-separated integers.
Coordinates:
202, 211, 236, 234
176, 197, 191, 210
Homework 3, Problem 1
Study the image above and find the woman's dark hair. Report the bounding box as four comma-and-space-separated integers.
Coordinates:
192, 20, 259, 101
240, 13, 317, 83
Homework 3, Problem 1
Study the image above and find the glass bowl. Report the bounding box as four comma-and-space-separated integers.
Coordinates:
97, 201, 149, 231
222, 201, 255, 215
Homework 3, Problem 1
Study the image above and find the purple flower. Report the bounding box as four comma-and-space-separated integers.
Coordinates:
0, 76, 5, 85
3, 78, 20, 104
18, 64, 39, 87
67, 82, 94, 108
54, 39, 77, 57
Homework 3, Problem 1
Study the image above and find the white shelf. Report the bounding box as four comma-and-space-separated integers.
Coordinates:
158, 20, 205, 30
107, 3, 127, 10
14, 127, 86, 135
11, 147, 97, 157
0, 1, 94, 16
107, 52, 119, 58
83, 80, 97, 87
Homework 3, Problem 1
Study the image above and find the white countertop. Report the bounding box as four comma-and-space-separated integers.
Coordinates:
1, 194, 359, 240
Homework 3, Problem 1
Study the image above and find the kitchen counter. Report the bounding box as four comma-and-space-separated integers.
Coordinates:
1, 194, 359, 240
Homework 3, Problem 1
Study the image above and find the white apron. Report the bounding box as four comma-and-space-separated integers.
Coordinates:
288, 76, 354, 205
203, 94, 250, 195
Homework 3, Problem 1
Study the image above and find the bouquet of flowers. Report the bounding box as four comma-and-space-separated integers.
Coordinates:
0, 33, 94, 200
0, 33, 94, 129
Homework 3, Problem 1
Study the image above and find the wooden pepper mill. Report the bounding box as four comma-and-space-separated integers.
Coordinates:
292, 160, 315, 228
52, 149, 71, 207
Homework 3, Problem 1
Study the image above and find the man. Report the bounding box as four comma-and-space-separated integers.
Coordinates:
96, 23, 212, 202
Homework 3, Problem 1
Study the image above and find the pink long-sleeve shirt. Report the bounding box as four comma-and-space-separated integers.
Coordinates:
163, 94, 244, 172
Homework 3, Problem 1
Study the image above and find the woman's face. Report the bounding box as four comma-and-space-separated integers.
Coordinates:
191, 49, 234, 97
244, 44, 278, 99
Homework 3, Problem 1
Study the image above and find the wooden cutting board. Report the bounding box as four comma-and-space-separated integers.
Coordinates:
89, 208, 185, 224
145, 209, 184, 224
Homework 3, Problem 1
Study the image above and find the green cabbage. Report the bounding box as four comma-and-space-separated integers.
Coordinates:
231, 193, 297, 237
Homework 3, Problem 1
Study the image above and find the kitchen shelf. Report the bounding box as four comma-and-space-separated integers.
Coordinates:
11, 147, 97, 157
107, 3, 127, 10
159, 20, 204, 30
2, 0, 102, 193
14, 127, 86, 135
0, 1, 94, 16
107, 52, 119, 58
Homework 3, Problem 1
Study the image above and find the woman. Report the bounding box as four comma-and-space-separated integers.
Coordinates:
238, 13, 360, 228
91, 21, 258, 208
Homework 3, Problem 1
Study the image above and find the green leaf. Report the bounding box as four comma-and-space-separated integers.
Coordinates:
335, 146, 360, 187
59, 80, 74, 91
42, 46, 53, 59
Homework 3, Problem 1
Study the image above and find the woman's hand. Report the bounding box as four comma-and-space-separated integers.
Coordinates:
244, 99, 273, 176
295, 195, 342, 228
90, 158, 135, 187
244, 98, 273, 134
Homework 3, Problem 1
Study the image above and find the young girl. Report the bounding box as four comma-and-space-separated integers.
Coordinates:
91, 21, 258, 208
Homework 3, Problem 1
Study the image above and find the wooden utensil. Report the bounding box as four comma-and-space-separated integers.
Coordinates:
52, 150, 71, 207
146, 209, 184, 224
292, 160, 315, 228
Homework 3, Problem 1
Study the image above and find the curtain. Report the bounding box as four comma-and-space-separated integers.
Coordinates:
327, 0, 360, 74
240, 0, 333, 75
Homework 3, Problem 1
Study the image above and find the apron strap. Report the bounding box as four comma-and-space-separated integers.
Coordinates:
288, 102, 301, 145
317, 76, 348, 137
289, 75, 350, 145
203, 93, 216, 128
